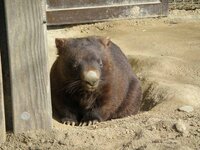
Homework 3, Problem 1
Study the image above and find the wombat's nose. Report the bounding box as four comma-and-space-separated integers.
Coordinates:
84, 70, 100, 86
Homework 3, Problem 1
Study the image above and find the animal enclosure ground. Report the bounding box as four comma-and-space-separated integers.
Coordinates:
1, 10, 200, 150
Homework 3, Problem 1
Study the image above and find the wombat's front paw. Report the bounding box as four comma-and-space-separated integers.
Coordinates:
61, 117, 78, 126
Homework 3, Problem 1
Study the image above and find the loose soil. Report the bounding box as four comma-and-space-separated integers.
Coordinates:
1, 10, 200, 150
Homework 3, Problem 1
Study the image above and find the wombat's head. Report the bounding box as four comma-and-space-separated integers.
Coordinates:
55, 36, 111, 92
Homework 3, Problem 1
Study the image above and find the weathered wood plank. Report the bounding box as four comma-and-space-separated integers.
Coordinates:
3, 0, 52, 133
47, 2, 168, 25
47, 0, 160, 9
162, 0, 169, 16
0, 0, 7, 143
0, 54, 6, 143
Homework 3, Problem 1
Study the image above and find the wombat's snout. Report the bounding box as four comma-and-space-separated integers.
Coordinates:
83, 70, 100, 91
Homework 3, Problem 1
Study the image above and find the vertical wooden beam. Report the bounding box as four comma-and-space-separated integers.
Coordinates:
2, 0, 52, 133
162, 0, 168, 16
0, 0, 7, 143
0, 55, 6, 143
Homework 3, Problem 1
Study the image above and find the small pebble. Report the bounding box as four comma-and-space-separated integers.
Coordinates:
169, 21, 178, 24
58, 140, 67, 145
175, 120, 187, 134
196, 129, 200, 133
40, 139, 45, 143
34, 145, 40, 150
125, 129, 130, 134
178, 105, 194, 113
27, 142, 32, 147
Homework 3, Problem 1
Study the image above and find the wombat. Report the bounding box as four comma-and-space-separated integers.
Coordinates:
50, 36, 142, 125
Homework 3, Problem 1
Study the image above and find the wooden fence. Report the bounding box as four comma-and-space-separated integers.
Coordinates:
46, 0, 168, 25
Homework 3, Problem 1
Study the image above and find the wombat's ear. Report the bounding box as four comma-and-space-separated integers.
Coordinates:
55, 38, 66, 49
100, 37, 110, 47
55, 38, 67, 55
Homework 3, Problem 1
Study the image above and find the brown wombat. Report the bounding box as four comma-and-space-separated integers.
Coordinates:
50, 36, 142, 125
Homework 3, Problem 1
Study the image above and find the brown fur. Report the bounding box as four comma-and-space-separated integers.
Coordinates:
50, 36, 142, 125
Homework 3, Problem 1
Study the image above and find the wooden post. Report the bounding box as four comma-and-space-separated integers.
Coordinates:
1, 0, 52, 133
0, 0, 7, 143
0, 56, 6, 143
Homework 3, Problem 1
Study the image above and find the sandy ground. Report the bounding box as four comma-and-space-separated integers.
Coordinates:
1, 10, 200, 150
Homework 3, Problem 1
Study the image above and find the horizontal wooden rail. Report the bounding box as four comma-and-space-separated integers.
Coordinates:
46, 0, 168, 25
47, 0, 160, 9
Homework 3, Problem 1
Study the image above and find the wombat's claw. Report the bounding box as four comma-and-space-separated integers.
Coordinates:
93, 120, 99, 125
79, 122, 87, 126
88, 120, 99, 125
65, 121, 76, 126
79, 120, 99, 126
62, 121, 76, 126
